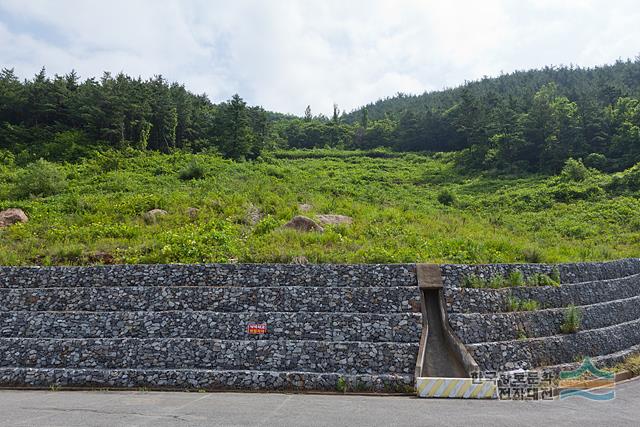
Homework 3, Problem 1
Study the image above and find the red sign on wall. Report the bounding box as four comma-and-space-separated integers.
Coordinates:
247, 322, 267, 334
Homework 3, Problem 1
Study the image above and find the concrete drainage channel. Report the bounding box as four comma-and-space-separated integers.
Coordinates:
414, 264, 497, 399
0, 259, 639, 397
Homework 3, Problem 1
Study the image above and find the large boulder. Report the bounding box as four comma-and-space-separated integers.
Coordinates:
283, 215, 324, 232
143, 209, 168, 224
0, 208, 28, 228
316, 214, 353, 226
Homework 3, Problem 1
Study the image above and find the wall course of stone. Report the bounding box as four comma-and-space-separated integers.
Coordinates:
1, 259, 639, 390
0, 263, 421, 391
441, 259, 640, 372
0, 264, 417, 288
450, 295, 640, 343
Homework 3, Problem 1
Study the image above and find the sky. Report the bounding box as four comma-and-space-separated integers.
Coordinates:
1, 0, 639, 116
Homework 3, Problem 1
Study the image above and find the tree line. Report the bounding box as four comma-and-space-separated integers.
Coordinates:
0, 68, 269, 162
2, 58, 640, 174
279, 58, 640, 173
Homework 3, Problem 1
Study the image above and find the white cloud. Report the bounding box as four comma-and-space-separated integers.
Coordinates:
0, 0, 639, 115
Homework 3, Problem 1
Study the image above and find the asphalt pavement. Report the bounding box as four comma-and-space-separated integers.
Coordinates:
0, 377, 638, 426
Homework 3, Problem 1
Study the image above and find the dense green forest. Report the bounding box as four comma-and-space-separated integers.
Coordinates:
2, 58, 640, 175
0, 68, 271, 162
284, 58, 640, 173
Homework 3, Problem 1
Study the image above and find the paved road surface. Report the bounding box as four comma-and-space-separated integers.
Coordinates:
1, 378, 638, 426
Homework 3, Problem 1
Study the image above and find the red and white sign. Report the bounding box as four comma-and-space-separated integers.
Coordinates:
247, 322, 267, 334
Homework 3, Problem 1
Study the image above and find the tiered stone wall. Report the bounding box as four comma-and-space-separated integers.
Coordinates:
0, 264, 421, 391
1, 259, 639, 391
443, 258, 640, 372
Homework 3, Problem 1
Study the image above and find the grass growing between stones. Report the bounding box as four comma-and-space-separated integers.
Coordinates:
609, 353, 640, 376
1, 149, 640, 265
462, 269, 561, 289
560, 305, 583, 334
505, 296, 541, 312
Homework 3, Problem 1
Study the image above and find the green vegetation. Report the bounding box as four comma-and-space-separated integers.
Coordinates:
13, 159, 67, 199
505, 296, 540, 312
436, 189, 456, 206
609, 353, 640, 375
178, 160, 206, 181
4, 60, 640, 177
336, 377, 347, 393
2, 62, 640, 267
527, 272, 561, 287
463, 270, 561, 289
507, 270, 525, 287
1, 149, 640, 266
516, 328, 528, 340
560, 305, 583, 334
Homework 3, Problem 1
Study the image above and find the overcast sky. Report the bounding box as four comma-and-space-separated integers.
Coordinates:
1, 0, 639, 115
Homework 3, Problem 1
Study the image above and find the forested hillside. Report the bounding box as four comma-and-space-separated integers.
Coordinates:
0, 68, 271, 162
2, 59, 640, 175
283, 59, 640, 173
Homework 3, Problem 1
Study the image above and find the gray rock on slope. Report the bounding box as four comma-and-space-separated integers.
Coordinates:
283, 215, 324, 232
0, 208, 28, 228
143, 209, 168, 224
316, 214, 353, 226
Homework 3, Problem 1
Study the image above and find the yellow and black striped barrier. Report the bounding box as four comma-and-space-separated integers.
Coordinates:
416, 377, 498, 399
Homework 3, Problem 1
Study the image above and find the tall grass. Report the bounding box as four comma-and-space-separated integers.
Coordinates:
0, 149, 639, 265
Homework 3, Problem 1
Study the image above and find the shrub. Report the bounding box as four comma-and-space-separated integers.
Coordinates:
508, 270, 525, 287
436, 189, 456, 206
550, 267, 561, 284
584, 153, 607, 171
527, 272, 560, 287
520, 299, 540, 311
620, 354, 640, 376
336, 376, 347, 393
462, 274, 485, 288
516, 328, 528, 340
505, 296, 540, 312
178, 160, 205, 180
253, 216, 280, 236
522, 247, 543, 263
560, 158, 590, 182
13, 159, 67, 198
560, 305, 582, 333
488, 275, 507, 289
608, 162, 640, 193
505, 295, 520, 312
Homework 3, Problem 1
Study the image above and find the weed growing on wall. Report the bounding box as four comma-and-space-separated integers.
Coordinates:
463, 271, 559, 289
505, 296, 541, 312
560, 305, 582, 333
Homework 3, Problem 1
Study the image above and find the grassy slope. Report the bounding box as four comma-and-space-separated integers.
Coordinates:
0, 149, 638, 265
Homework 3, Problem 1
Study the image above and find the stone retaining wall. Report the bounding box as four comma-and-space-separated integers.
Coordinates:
0, 311, 422, 342
443, 258, 640, 372
450, 295, 640, 343
0, 264, 416, 288
0, 338, 419, 373
440, 258, 640, 289
445, 273, 640, 314
468, 318, 640, 371
1, 259, 639, 390
0, 263, 420, 392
